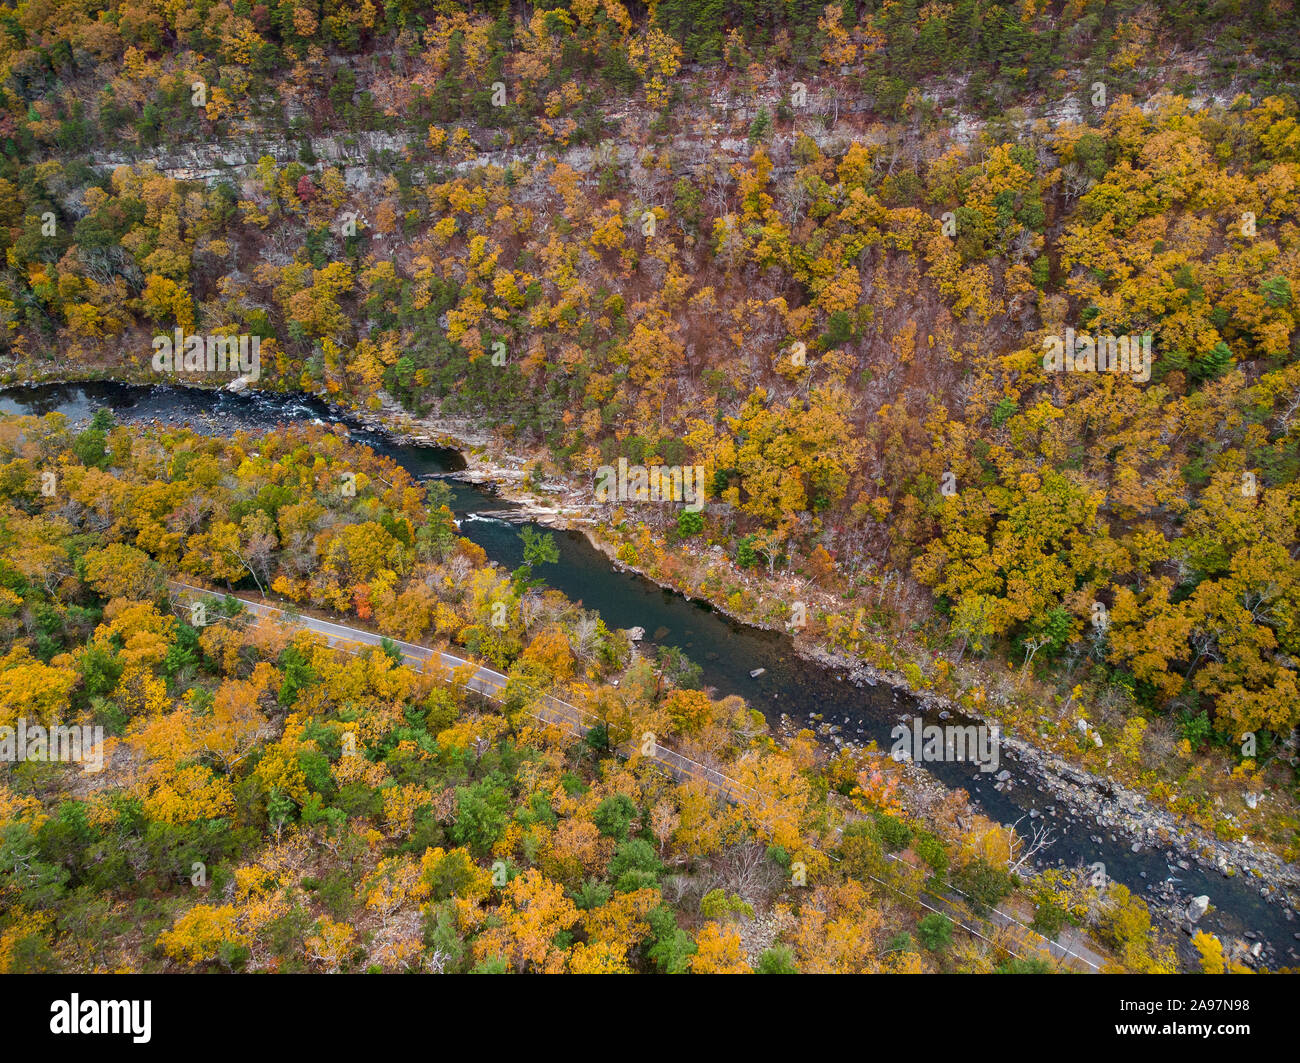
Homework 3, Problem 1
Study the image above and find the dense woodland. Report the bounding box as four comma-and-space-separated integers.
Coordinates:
0, 0, 1298, 966
0, 412, 1200, 972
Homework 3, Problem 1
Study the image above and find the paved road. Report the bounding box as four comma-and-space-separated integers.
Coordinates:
170, 580, 1105, 971
168, 581, 747, 792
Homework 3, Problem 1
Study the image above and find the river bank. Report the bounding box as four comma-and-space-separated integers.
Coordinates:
344, 393, 1300, 936
484, 463, 1300, 914
6, 377, 1297, 966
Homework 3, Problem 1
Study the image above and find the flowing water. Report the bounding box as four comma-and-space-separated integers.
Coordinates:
4, 380, 1295, 965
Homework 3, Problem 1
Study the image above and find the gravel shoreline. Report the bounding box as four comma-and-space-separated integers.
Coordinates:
361, 396, 1300, 896
365, 405, 1300, 960
21, 377, 1299, 963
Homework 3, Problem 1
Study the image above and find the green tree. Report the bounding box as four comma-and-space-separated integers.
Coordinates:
512, 526, 560, 590
916, 913, 954, 952
592, 794, 637, 841
451, 777, 509, 857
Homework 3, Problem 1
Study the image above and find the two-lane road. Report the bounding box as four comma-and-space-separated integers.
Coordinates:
167, 580, 1104, 972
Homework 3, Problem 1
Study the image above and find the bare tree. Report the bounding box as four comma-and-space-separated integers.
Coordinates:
1019, 635, 1051, 685
224, 536, 269, 596
571, 614, 601, 665
1278, 386, 1300, 432
1007, 816, 1056, 876
1061, 162, 1092, 204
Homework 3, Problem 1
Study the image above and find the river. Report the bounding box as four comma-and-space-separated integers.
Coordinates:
4, 380, 1295, 967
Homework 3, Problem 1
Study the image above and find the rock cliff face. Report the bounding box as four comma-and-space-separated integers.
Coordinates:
91, 130, 409, 184
78, 74, 1214, 188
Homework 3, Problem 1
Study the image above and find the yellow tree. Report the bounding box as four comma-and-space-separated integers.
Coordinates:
475, 868, 578, 973
690, 922, 750, 973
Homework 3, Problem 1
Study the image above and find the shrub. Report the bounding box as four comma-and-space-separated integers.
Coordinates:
676, 509, 704, 537
756, 945, 798, 973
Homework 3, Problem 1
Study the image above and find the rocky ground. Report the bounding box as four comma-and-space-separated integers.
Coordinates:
43, 379, 1299, 968
359, 400, 1300, 968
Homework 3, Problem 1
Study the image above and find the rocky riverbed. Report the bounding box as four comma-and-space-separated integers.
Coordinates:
362, 403, 1300, 967
15, 377, 1298, 968
433, 437, 1300, 906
